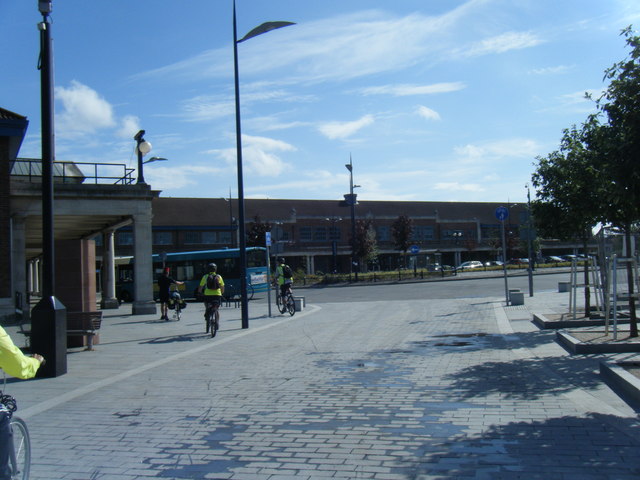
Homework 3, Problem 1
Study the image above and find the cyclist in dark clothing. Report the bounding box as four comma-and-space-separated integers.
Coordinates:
157, 267, 184, 321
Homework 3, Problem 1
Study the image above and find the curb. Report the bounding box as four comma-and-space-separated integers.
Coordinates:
600, 361, 640, 409
534, 312, 630, 329
556, 330, 640, 354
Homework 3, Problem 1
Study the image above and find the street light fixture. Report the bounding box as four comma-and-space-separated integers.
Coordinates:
134, 130, 152, 184
233, 0, 295, 329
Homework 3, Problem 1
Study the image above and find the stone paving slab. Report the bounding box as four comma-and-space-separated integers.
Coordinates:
2, 290, 640, 479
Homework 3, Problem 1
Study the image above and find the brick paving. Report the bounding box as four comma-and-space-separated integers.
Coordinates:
3, 288, 640, 479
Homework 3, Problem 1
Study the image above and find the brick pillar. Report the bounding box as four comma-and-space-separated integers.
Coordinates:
55, 239, 96, 312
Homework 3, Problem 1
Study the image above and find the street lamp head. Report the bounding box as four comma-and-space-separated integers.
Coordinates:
143, 156, 167, 164
136, 140, 152, 156
38, 1, 52, 15
133, 130, 145, 142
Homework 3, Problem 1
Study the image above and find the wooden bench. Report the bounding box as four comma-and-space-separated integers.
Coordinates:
67, 311, 103, 351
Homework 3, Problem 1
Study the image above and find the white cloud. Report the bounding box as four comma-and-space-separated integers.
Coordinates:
529, 65, 574, 75
318, 115, 375, 140
55, 81, 116, 135
434, 182, 485, 192
144, 165, 224, 191
209, 134, 296, 177
454, 138, 541, 161
360, 82, 466, 97
416, 106, 441, 121
117, 115, 141, 139
462, 31, 543, 57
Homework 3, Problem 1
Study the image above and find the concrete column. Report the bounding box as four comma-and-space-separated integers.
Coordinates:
10, 215, 27, 319
306, 255, 315, 275
132, 212, 156, 315
100, 229, 119, 309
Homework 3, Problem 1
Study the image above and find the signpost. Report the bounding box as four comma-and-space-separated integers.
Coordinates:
495, 207, 510, 305
265, 232, 272, 317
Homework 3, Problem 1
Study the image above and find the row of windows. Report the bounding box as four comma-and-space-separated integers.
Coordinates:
106, 225, 506, 247
109, 231, 232, 247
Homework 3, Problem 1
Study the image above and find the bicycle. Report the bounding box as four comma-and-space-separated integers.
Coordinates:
0, 373, 30, 480
275, 283, 295, 316
204, 299, 220, 338
168, 285, 184, 321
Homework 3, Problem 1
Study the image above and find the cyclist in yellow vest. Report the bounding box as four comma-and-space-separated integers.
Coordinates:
0, 326, 45, 479
198, 263, 225, 333
274, 257, 294, 301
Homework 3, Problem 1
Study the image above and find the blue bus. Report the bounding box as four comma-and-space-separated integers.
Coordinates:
115, 247, 269, 302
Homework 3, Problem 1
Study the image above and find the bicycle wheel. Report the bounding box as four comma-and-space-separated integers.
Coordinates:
286, 294, 296, 316
211, 309, 218, 338
247, 283, 254, 301
9, 416, 30, 480
276, 293, 286, 314
174, 304, 181, 321
205, 307, 212, 334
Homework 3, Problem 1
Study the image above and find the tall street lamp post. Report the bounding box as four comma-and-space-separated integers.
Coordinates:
134, 130, 153, 184
31, 0, 67, 378
233, 0, 294, 329
345, 157, 360, 282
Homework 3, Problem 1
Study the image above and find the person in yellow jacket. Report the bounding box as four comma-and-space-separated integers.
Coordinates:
0, 325, 45, 479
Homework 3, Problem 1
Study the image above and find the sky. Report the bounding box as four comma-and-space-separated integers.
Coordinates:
2, 0, 640, 204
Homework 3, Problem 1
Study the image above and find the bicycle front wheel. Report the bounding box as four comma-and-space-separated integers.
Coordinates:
9, 416, 30, 480
286, 294, 296, 316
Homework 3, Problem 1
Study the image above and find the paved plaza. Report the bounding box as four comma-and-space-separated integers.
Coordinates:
4, 284, 640, 480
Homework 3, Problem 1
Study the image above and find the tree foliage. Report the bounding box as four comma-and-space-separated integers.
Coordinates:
246, 215, 271, 247
354, 219, 378, 270
391, 215, 413, 267
531, 26, 640, 333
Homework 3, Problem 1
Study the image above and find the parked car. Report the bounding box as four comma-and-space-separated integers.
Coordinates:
508, 258, 529, 265
544, 255, 565, 263
484, 260, 504, 267
458, 261, 484, 270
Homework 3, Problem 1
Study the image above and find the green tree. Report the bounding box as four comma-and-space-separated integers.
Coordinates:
584, 26, 640, 336
531, 125, 601, 317
391, 215, 413, 268
354, 219, 378, 271
246, 215, 272, 247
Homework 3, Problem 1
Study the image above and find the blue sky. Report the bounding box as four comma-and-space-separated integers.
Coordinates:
2, 0, 639, 203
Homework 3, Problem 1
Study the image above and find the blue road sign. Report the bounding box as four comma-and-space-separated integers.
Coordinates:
495, 206, 509, 222
410, 245, 420, 254
265, 231, 272, 246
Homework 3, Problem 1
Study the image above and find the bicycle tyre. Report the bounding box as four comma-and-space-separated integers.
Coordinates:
211, 309, 218, 338
276, 293, 286, 314
9, 416, 30, 480
175, 304, 181, 321
286, 294, 296, 316
247, 284, 254, 301
205, 307, 212, 334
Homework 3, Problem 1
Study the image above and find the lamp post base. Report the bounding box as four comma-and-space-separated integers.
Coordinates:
31, 296, 67, 378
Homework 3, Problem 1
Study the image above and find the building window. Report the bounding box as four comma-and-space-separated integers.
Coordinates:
314, 227, 327, 241
376, 226, 390, 242
184, 231, 201, 245
299, 227, 313, 242
218, 231, 232, 244
201, 231, 217, 245
117, 231, 133, 246
412, 226, 434, 241
153, 232, 172, 245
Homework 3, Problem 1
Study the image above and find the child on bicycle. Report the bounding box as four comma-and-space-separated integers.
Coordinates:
157, 267, 184, 321
198, 263, 225, 333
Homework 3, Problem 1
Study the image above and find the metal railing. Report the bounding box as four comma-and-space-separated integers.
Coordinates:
12, 158, 136, 185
